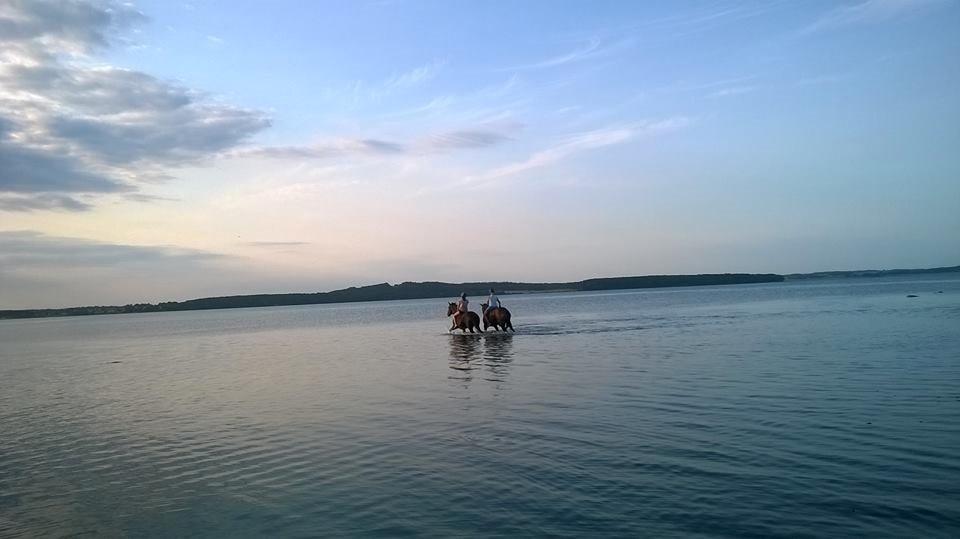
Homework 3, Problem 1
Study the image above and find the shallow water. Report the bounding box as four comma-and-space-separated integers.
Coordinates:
1, 275, 959, 537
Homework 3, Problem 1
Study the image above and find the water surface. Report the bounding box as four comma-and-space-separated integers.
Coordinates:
1, 276, 959, 537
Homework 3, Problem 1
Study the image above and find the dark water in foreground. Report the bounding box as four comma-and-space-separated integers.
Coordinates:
1, 276, 959, 537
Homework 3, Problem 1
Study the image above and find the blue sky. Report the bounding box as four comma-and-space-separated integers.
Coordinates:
1, 0, 958, 308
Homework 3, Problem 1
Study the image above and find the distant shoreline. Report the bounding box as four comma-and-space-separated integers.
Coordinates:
2, 265, 957, 320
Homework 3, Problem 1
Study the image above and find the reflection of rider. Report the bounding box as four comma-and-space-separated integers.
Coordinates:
486, 288, 501, 312
454, 292, 468, 326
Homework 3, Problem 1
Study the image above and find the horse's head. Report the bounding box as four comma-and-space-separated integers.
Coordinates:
447, 302, 457, 316
480, 302, 489, 312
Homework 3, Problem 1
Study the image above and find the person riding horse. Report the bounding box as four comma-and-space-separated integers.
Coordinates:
448, 293, 483, 333
486, 288, 501, 311
481, 288, 515, 331
453, 293, 469, 327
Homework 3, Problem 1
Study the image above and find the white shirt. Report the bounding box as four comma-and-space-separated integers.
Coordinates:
487, 293, 500, 309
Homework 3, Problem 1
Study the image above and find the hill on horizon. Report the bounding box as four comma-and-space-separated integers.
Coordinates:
2, 264, 958, 320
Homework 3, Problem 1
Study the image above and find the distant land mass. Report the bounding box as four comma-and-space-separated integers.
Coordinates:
784, 264, 960, 280
1, 265, 956, 320
2, 273, 781, 320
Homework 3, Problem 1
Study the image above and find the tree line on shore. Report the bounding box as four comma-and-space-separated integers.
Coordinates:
0, 273, 785, 319
5, 265, 957, 320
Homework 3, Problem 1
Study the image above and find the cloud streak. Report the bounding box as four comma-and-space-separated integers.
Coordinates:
708, 85, 757, 98
801, 0, 947, 34
467, 118, 691, 186
501, 38, 635, 71
322, 59, 446, 105
236, 124, 519, 160
0, 230, 224, 268
243, 241, 311, 247
0, 130, 129, 193
0, 230, 246, 309
382, 60, 445, 92
0, 194, 92, 212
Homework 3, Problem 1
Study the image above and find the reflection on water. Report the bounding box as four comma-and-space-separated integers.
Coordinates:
448, 334, 482, 363
482, 333, 513, 383
483, 333, 514, 361
447, 333, 515, 387
447, 334, 481, 388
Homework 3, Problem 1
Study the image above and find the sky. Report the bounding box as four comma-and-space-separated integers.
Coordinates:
1, 0, 959, 309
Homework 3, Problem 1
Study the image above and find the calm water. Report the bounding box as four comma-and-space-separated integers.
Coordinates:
1, 276, 959, 537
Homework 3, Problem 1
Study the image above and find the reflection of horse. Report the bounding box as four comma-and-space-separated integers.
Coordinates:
447, 302, 483, 333
450, 334, 482, 362
481, 303, 515, 332
483, 332, 513, 384
483, 332, 514, 362
448, 333, 481, 384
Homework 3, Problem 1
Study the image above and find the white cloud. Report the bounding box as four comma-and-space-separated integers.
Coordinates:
382, 59, 445, 91
235, 123, 520, 160
708, 85, 757, 98
0, 194, 92, 212
0, 1, 270, 212
801, 0, 947, 34
501, 38, 634, 71
468, 118, 691, 185
325, 59, 446, 105
237, 138, 405, 159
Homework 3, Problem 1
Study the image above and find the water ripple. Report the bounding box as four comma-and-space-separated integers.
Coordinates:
1, 277, 959, 536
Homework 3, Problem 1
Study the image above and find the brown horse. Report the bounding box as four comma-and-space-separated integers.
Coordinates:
481, 303, 515, 332
447, 302, 483, 333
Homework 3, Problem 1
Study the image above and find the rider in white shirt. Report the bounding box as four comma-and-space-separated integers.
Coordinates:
486, 288, 501, 311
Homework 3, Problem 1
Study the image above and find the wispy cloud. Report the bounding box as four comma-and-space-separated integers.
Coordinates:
0, 194, 91, 212
383, 60, 445, 91
795, 73, 847, 87
599, 1, 791, 41
237, 138, 404, 160
124, 193, 179, 203
670, 75, 759, 94
466, 118, 691, 186
643, 74, 762, 100
501, 38, 634, 71
510, 39, 600, 70
421, 128, 515, 150
0, 230, 240, 309
801, 0, 947, 34
378, 75, 523, 124
236, 123, 520, 160
243, 241, 311, 247
708, 85, 757, 98
332, 59, 446, 104
0, 230, 224, 268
